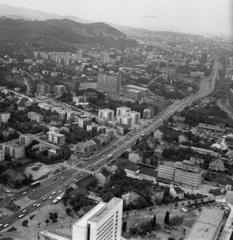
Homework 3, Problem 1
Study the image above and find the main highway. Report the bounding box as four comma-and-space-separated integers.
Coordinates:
0, 61, 219, 231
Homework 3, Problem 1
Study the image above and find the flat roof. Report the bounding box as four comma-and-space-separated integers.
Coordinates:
88, 197, 122, 223
74, 202, 106, 228
185, 208, 224, 240
127, 89, 141, 93
126, 85, 148, 91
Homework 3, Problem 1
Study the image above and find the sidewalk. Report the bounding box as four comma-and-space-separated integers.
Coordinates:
220, 200, 233, 240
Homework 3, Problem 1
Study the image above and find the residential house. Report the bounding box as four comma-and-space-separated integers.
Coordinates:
128, 149, 143, 163
1, 169, 26, 187
170, 187, 185, 199
95, 169, 112, 185
154, 129, 164, 140
172, 115, 186, 122
209, 158, 226, 172
178, 135, 188, 143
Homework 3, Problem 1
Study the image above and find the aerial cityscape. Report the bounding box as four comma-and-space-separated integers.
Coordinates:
0, 1, 232, 240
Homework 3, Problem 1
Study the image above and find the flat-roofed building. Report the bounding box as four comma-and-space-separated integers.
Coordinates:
129, 111, 140, 125
74, 140, 97, 156
158, 160, 202, 189
73, 96, 88, 104
0, 141, 25, 160
72, 197, 123, 240
126, 89, 142, 100
116, 107, 131, 117
19, 134, 34, 147
185, 208, 224, 240
47, 127, 65, 146
100, 52, 110, 64
97, 73, 122, 97
54, 85, 67, 95
28, 112, 43, 123
126, 85, 149, 98
37, 83, 50, 95
143, 107, 155, 119
98, 109, 114, 121
0, 113, 11, 124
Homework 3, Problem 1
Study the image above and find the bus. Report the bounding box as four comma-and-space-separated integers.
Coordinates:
30, 181, 41, 188
209, 187, 226, 196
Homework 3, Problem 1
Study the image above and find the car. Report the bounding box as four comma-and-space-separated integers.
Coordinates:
58, 190, 62, 193
33, 203, 37, 207
3, 224, 9, 228
65, 184, 68, 187
0, 224, 3, 227
117, 145, 119, 147
81, 174, 83, 177
19, 214, 24, 218
23, 192, 27, 195
33, 189, 36, 192
52, 191, 56, 195
10, 198, 15, 202
49, 196, 53, 200
73, 179, 76, 182
6, 190, 11, 193
23, 210, 27, 213
103, 155, 105, 157
53, 178, 57, 181
37, 204, 41, 207
43, 198, 47, 201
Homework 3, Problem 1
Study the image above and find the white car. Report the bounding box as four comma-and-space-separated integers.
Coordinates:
58, 190, 62, 193
19, 214, 24, 218
22, 210, 27, 213
6, 190, 11, 193
0, 224, 3, 227
33, 203, 37, 207
37, 204, 41, 207
52, 191, 56, 195
4, 224, 9, 228
49, 196, 53, 200
23, 192, 27, 195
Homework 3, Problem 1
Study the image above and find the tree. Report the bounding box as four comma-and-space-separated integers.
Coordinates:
130, 226, 138, 235
152, 215, 156, 228
122, 221, 127, 233
66, 208, 72, 216
102, 192, 114, 202
45, 219, 49, 225
14, 180, 23, 189
175, 201, 179, 208
164, 211, 170, 225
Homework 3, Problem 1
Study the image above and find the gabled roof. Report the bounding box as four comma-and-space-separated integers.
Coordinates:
1, 169, 26, 182
100, 169, 112, 178
209, 159, 225, 170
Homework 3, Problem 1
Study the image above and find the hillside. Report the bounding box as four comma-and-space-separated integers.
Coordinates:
0, 18, 137, 52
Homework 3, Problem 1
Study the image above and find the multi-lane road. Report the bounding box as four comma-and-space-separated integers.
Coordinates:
0, 62, 219, 231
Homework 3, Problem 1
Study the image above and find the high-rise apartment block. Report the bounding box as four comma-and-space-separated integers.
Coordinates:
158, 160, 202, 189
97, 73, 121, 97
47, 127, 65, 146
72, 197, 123, 240
0, 141, 25, 160
37, 83, 51, 95
98, 109, 115, 121
73, 140, 97, 156
143, 107, 155, 119
28, 112, 43, 123
0, 150, 4, 161
116, 107, 131, 117
54, 85, 67, 95
200, 52, 207, 65
19, 134, 34, 147
100, 52, 110, 64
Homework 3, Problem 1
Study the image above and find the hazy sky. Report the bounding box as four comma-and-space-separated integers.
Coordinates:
0, 0, 232, 37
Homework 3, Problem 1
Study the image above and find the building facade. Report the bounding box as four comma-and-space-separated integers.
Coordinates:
54, 85, 67, 95
97, 73, 122, 97
0, 113, 11, 124
158, 160, 202, 189
98, 109, 115, 121
72, 197, 123, 240
37, 83, 51, 95
116, 107, 131, 117
19, 134, 34, 147
47, 127, 65, 146
100, 52, 110, 64
126, 85, 149, 98
28, 112, 43, 123
0, 150, 4, 161
0, 141, 25, 159
74, 140, 97, 156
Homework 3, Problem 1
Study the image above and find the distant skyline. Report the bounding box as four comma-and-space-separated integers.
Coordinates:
0, 0, 232, 37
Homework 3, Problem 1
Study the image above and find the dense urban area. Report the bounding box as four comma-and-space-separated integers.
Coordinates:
0, 3, 233, 240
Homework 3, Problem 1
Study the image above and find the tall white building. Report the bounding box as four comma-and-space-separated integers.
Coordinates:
98, 109, 115, 121
117, 115, 132, 128
0, 141, 25, 160
28, 112, 43, 123
100, 52, 110, 64
129, 111, 140, 125
47, 127, 65, 146
54, 85, 67, 95
72, 197, 123, 240
116, 107, 131, 117
19, 134, 34, 147
0, 113, 11, 124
